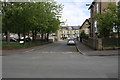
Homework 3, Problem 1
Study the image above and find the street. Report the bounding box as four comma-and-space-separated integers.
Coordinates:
2, 40, 118, 78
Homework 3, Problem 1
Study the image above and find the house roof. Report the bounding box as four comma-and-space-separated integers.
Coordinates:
61, 27, 67, 30
61, 26, 80, 30
88, 0, 96, 10
71, 26, 80, 30
80, 19, 91, 29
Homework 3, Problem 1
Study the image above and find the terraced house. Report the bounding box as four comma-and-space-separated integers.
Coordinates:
60, 26, 80, 39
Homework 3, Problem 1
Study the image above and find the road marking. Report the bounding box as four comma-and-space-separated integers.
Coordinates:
24, 49, 35, 53
38, 51, 79, 54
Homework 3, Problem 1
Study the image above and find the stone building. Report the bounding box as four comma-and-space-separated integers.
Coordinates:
60, 26, 80, 39
88, 0, 116, 37
80, 19, 91, 36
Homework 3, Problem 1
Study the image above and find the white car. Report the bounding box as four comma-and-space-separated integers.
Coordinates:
67, 39, 76, 45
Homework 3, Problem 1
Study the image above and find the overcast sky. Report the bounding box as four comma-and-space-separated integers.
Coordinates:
56, 0, 93, 26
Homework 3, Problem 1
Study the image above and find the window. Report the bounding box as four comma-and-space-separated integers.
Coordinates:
94, 21, 97, 33
96, 3, 99, 13
85, 28, 89, 34
77, 31, 79, 33
69, 31, 71, 34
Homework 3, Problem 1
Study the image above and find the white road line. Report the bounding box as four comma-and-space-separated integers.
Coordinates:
39, 52, 78, 54
24, 49, 35, 53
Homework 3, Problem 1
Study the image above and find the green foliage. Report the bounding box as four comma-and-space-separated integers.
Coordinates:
80, 30, 88, 39
95, 3, 118, 38
80, 30, 86, 37
2, 1, 63, 41
117, 1, 120, 27
2, 41, 49, 49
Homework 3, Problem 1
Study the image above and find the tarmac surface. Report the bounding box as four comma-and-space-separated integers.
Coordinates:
2, 40, 118, 78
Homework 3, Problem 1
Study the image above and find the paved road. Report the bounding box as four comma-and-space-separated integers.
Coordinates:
2, 40, 118, 78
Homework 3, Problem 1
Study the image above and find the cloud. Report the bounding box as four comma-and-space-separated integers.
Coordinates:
56, 0, 93, 26
62, 3, 89, 26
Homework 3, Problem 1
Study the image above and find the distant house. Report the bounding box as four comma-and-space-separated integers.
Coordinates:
60, 26, 80, 39
80, 19, 91, 36
88, 0, 116, 37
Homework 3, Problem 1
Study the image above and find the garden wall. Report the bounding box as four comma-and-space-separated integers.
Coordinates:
82, 37, 119, 50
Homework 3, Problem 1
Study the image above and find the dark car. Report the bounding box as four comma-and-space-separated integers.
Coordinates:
19, 37, 31, 43
25, 37, 31, 42
10, 38, 18, 42
67, 39, 76, 45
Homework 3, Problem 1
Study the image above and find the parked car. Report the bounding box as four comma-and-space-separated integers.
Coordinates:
25, 37, 31, 42
19, 37, 31, 41
67, 39, 76, 45
10, 38, 18, 42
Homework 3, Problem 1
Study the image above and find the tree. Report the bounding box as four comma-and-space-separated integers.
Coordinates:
2, 2, 34, 42
117, 1, 120, 29
117, 1, 120, 46
80, 30, 88, 42
2, 2, 15, 42
2, 1, 63, 42
0, 1, 2, 34
43, 2, 63, 41
95, 3, 118, 38
29, 2, 63, 41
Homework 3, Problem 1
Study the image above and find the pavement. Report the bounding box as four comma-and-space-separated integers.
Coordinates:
76, 41, 119, 56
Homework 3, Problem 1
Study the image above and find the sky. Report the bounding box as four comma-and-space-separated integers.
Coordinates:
56, 0, 94, 26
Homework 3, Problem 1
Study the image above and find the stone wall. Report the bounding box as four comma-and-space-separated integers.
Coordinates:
82, 37, 119, 50
82, 38, 103, 50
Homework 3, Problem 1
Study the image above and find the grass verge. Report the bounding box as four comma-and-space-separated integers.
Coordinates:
2, 41, 51, 50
